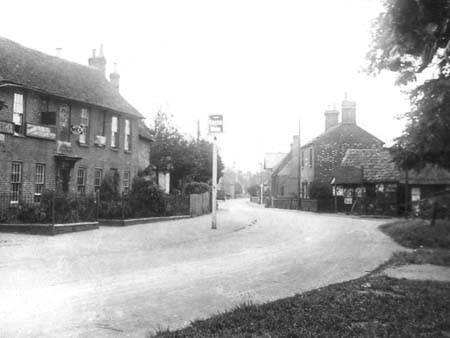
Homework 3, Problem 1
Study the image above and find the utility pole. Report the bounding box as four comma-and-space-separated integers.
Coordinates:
297, 119, 301, 210
260, 162, 264, 205
212, 136, 218, 229
197, 120, 200, 142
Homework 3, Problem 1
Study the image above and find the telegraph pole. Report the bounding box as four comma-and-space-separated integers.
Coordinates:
297, 119, 301, 209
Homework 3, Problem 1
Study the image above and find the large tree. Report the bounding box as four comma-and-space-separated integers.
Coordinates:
367, 0, 450, 170
149, 110, 223, 190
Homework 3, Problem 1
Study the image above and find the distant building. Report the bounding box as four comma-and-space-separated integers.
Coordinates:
0, 36, 151, 201
332, 149, 450, 215
272, 96, 383, 200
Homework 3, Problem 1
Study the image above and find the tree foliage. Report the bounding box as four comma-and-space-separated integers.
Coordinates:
149, 110, 224, 189
368, 0, 450, 170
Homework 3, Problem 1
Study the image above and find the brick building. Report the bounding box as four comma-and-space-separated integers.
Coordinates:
0, 36, 151, 202
271, 97, 383, 199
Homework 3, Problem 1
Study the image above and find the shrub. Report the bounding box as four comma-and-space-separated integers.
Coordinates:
100, 170, 121, 202
247, 184, 260, 197
309, 181, 332, 200
183, 182, 211, 195
129, 176, 166, 217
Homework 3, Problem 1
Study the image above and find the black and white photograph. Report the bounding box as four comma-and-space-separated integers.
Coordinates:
1, 0, 450, 337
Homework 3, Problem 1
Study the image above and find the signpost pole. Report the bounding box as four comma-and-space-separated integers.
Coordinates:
212, 136, 217, 229
208, 114, 223, 230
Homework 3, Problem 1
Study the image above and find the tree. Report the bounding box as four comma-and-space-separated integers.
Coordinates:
367, 0, 450, 170
149, 110, 224, 190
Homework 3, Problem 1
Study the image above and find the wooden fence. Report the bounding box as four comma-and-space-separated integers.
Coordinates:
190, 192, 210, 216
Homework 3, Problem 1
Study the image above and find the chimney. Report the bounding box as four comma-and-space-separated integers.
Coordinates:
341, 93, 356, 125
324, 108, 339, 131
109, 62, 120, 91
55, 47, 62, 57
88, 45, 106, 77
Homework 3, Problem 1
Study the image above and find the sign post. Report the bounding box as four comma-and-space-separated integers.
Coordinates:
208, 114, 223, 230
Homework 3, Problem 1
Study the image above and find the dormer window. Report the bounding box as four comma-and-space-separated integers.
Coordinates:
13, 93, 24, 134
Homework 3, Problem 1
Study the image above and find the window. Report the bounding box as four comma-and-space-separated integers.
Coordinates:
11, 162, 22, 203
111, 116, 118, 147
94, 168, 103, 191
40, 98, 56, 125
301, 151, 305, 168
124, 119, 131, 151
13, 93, 24, 134
309, 148, 313, 167
77, 167, 87, 193
123, 171, 130, 194
34, 164, 45, 202
79, 108, 89, 144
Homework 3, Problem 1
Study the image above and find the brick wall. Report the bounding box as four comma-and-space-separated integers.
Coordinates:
0, 87, 143, 196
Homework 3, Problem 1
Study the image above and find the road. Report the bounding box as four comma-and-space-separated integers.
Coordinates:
0, 199, 401, 338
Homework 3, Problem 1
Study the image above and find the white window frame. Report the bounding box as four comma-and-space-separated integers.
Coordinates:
111, 116, 118, 148
77, 167, 87, 193
79, 108, 89, 144
124, 119, 131, 151
34, 164, 45, 202
13, 93, 24, 134
11, 162, 22, 204
94, 168, 103, 190
123, 171, 130, 193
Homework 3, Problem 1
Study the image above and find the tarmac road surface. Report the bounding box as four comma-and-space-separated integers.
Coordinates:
0, 199, 401, 338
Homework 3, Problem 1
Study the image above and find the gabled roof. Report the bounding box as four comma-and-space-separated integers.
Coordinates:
264, 152, 287, 170
301, 123, 384, 149
334, 149, 450, 185
271, 151, 292, 177
0, 36, 142, 118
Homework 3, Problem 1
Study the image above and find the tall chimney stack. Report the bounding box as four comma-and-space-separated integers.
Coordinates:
88, 45, 106, 77
110, 63, 120, 91
341, 93, 356, 125
324, 108, 339, 131
55, 47, 62, 57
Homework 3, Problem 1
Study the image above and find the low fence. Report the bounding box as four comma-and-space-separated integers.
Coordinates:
271, 198, 334, 213
190, 192, 210, 216
250, 196, 260, 204
0, 190, 194, 224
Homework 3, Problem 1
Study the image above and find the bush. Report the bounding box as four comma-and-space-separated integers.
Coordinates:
129, 176, 166, 217
247, 184, 260, 197
309, 181, 332, 200
183, 182, 211, 195
41, 190, 96, 223
100, 170, 121, 202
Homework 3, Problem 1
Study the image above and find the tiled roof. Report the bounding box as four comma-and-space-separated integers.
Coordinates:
271, 151, 292, 177
335, 149, 450, 185
301, 123, 384, 149
0, 36, 142, 118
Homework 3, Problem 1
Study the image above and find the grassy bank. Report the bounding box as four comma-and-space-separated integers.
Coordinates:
379, 219, 450, 249
150, 275, 450, 338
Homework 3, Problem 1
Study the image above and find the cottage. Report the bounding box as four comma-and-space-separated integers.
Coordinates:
0, 36, 151, 203
271, 96, 383, 206
332, 149, 450, 215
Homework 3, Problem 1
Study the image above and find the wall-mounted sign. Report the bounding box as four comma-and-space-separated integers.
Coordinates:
71, 124, 86, 135
94, 135, 106, 147
0, 120, 14, 135
344, 197, 353, 205
208, 114, 223, 134
26, 123, 56, 140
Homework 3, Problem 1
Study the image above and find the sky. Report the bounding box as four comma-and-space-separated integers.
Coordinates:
1, 0, 410, 172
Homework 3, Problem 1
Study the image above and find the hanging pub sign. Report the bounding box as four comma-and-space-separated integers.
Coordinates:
208, 114, 223, 134
0, 120, 14, 135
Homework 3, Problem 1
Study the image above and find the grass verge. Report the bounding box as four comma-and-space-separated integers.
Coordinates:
150, 275, 450, 338
379, 219, 450, 249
